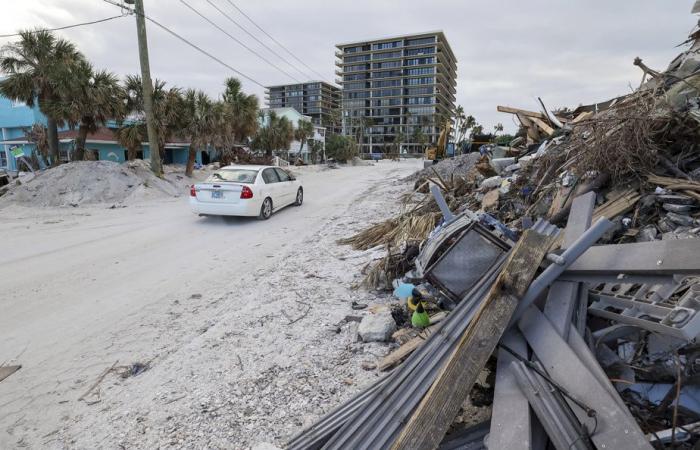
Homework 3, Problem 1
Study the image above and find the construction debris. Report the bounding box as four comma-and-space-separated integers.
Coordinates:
290, 12, 700, 450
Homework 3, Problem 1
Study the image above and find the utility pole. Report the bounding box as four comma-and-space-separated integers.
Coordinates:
126, 0, 162, 176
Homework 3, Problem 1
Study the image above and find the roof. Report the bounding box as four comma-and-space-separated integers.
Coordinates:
335, 30, 446, 47
56, 126, 191, 146
265, 80, 340, 90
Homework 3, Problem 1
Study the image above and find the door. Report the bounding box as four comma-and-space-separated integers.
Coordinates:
274, 168, 295, 205
261, 168, 282, 207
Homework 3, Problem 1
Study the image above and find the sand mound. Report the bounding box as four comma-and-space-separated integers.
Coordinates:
404, 153, 481, 181
0, 160, 188, 207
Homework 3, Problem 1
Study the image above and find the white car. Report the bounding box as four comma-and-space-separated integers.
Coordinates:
189, 165, 303, 219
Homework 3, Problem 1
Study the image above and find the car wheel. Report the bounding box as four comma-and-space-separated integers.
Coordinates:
294, 188, 303, 206
258, 197, 273, 220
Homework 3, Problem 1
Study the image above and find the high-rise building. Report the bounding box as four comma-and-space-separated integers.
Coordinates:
265, 81, 341, 133
335, 31, 457, 154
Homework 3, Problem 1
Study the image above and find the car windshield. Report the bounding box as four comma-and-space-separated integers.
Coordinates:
206, 169, 258, 184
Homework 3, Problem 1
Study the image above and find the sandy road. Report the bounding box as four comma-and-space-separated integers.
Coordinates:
0, 160, 420, 449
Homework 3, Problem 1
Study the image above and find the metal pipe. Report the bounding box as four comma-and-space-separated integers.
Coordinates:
430, 184, 454, 223
510, 217, 614, 325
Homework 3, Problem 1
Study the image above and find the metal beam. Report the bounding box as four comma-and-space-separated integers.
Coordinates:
564, 239, 700, 276
518, 306, 652, 450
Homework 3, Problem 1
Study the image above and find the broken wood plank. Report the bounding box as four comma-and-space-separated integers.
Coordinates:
497, 105, 546, 119
0, 365, 21, 382
529, 116, 555, 136
378, 323, 443, 371
391, 230, 555, 450
516, 113, 541, 144
571, 111, 594, 123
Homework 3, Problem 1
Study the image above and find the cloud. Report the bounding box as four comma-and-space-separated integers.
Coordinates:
1, 0, 697, 132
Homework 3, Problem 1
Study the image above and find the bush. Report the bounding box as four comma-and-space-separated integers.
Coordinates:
325, 135, 358, 163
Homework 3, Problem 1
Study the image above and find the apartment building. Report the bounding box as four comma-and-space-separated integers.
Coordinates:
335, 31, 457, 154
265, 81, 341, 133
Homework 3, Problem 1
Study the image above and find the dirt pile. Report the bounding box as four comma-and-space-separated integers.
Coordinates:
0, 160, 192, 207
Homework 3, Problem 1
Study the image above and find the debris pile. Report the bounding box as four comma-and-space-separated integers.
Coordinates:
290, 12, 700, 450
0, 160, 205, 207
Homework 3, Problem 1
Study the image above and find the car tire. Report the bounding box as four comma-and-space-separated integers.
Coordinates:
258, 197, 273, 220
294, 188, 303, 206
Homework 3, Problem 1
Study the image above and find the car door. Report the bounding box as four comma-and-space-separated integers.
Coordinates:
261, 168, 281, 207
274, 168, 295, 206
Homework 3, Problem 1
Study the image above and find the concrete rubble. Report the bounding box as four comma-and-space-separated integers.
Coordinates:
288, 10, 700, 450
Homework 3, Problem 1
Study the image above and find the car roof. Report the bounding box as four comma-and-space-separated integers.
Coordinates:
219, 165, 278, 171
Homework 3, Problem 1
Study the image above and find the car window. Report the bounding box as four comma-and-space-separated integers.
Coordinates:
275, 168, 291, 182
207, 169, 258, 183
262, 168, 280, 184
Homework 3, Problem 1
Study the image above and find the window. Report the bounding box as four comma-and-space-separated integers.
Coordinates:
372, 88, 402, 97
405, 36, 435, 46
344, 46, 362, 53
344, 54, 370, 63
373, 60, 401, 69
406, 96, 434, 105
373, 51, 402, 60
262, 168, 280, 184
405, 77, 435, 85
405, 67, 434, 76
405, 57, 434, 66
344, 81, 366, 90
0, 149, 7, 168
372, 79, 401, 88
372, 98, 402, 107
344, 64, 369, 72
207, 169, 259, 183
407, 106, 435, 115
372, 40, 401, 50
406, 86, 433, 95
344, 91, 369, 99
405, 47, 435, 56
371, 70, 402, 79
274, 168, 292, 182
344, 73, 367, 81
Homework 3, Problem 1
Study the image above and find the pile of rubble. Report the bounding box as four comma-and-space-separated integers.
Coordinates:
289, 9, 700, 450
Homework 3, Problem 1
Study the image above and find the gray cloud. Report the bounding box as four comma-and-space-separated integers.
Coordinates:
1, 0, 697, 132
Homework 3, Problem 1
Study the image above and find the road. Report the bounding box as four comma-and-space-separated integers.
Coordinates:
0, 160, 420, 449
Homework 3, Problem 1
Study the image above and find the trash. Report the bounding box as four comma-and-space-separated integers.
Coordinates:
0, 365, 21, 383
411, 303, 430, 328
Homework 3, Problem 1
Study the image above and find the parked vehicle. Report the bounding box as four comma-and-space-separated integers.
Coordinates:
189, 165, 303, 219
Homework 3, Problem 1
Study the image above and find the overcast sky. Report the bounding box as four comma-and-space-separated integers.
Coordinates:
1, 1, 698, 132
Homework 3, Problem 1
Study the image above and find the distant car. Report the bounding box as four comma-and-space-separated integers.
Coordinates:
189, 165, 303, 219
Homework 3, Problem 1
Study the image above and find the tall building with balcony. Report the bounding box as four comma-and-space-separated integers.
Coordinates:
265, 81, 341, 133
335, 31, 457, 154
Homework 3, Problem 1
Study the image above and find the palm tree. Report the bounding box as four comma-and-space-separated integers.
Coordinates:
115, 123, 145, 161
181, 89, 216, 177
222, 77, 259, 145
123, 75, 183, 170
0, 30, 83, 166
294, 119, 315, 162
50, 59, 125, 161
251, 110, 294, 159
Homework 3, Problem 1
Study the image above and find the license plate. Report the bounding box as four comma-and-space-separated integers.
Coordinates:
211, 191, 223, 199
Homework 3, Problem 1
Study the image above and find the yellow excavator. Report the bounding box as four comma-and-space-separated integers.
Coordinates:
425, 120, 451, 163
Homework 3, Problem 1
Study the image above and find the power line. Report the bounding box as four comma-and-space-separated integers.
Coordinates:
204, 0, 311, 81
101, 0, 265, 88
179, 0, 301, 83
0, 14, 128, 38
224, 0, 330, 82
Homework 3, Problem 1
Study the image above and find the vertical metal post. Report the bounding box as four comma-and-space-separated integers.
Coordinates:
132, 0, 162, 176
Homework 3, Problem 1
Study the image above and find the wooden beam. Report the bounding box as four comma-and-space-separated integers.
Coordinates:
529, 116, 555, 136
391, 230, 556, 450
516, 113, 540, 144
571, 111, 593, 124
0, 365, 21, 382
497, 105, 546, 119
378, 323, 443, 371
